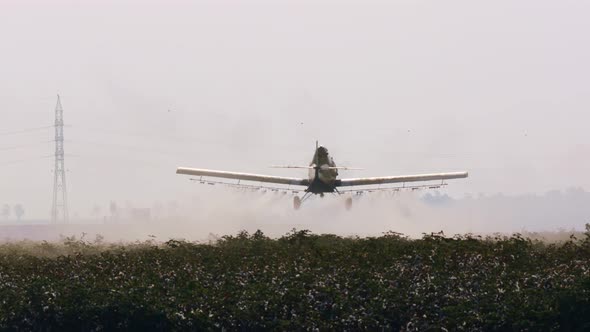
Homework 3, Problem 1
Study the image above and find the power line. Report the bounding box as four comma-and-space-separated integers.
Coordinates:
0, 125, 53, 136
0, 140, 54, 152
0, 155, 53, 167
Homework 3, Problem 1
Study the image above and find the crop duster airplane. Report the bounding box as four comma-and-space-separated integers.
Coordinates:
176, 142, 468, 210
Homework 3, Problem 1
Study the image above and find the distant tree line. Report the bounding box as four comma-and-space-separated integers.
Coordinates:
1, 204, 25, 220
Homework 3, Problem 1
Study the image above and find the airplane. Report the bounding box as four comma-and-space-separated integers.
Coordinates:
176, 142, 468, 210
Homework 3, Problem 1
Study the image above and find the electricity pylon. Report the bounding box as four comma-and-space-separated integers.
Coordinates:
51, 95, 69, 224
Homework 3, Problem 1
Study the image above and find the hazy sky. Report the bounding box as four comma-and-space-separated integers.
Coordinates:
1, 0, 589, 219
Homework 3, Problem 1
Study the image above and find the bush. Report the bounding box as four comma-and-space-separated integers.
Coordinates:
0, 228, 589, 330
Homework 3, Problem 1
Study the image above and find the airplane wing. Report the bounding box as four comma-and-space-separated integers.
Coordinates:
335, 171, 468, 187
176, 167, 310, 186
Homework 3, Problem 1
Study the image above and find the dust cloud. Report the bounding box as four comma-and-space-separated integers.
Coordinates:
3, 186, 587, 243
152, 187, 590, 241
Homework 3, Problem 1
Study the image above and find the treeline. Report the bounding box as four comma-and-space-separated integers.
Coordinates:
0, 204, 24, 220
0, 227, 589, 330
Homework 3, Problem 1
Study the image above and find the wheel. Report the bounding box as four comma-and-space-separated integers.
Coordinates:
345, 197, 352, 210
293, 196, 302, 210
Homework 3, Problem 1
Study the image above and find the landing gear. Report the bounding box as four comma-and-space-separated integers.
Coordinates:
345, 197, 353, 210
293, 196, 302, 210
293, 192, 313, 210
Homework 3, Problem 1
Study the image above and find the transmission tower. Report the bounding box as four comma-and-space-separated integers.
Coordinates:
51, 95, 69, 224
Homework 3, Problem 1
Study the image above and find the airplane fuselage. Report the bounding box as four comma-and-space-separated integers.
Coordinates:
306, 146, 339, 194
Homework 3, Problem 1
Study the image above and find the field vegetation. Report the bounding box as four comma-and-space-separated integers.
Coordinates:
0, 227, 589, 330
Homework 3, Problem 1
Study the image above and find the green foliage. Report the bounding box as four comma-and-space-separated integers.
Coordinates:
0, 229, 589, 330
